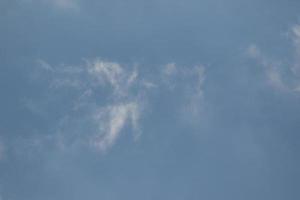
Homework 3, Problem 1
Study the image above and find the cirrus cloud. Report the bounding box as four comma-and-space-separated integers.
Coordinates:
247, 24, 300, 93
20, 59, 207, 154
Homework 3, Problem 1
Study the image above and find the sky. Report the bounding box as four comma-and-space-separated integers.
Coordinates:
1, 0, 300, 199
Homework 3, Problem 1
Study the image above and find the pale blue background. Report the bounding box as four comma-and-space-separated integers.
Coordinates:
1, 0, 300, 199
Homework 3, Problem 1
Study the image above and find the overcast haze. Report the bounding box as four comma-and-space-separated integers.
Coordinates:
1, 0, 300, 199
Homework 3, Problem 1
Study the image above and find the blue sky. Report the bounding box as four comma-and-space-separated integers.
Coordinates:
1, 0, 300, 199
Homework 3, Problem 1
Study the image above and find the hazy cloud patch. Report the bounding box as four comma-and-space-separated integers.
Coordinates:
161, 63, 206, 123
91, 102, 140, 152
247, 25, 300, 93
23, 59, 148, 153
20, 59, 207, 155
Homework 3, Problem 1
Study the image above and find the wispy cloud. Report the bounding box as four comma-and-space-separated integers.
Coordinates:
247, 24, 300, 93
161, 63, 206, 121
161, 63, 178, 89
163, 63, 177, 77
86, 59, 139, 98
85, 59, 143, 152
26, 59, 146, 153
87, 60, 124, 92
22, 59, 207, 154
184, 65, 206, 118
247, 44, 287, 91
91, 102, 140, 152
179, 65, 206, 123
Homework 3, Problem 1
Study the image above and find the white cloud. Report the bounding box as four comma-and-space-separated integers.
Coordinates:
24, 58, 207, 154
181, 65, 206, 121
85, 61, 143, 152
194, 66, 205, 94
87, 59, 140, 98
36, 59, 53, 71
87, 60, 124, 90
163, 63, 177, 76
246, 44, 288, 91
91, 102, 140, 152
247, 25, 300, 92
160, 63, 206, 122
30, 58, 145, 153
292, 25, 300, 40
161, 63, 178, 90
266, 67, 287, 90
